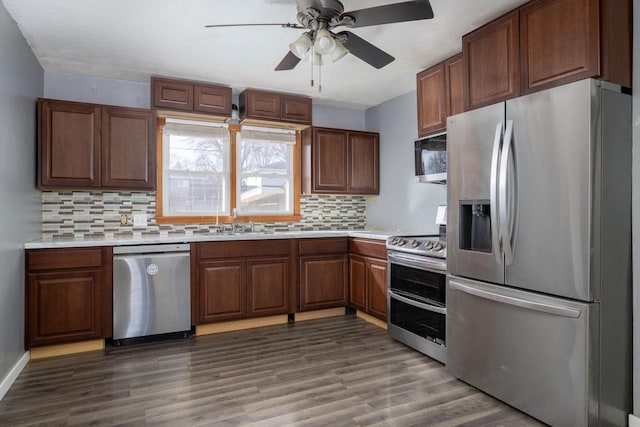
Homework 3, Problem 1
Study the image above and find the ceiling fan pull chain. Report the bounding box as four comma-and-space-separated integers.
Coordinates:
310, 45, 315, 88
318, 61, 322, 93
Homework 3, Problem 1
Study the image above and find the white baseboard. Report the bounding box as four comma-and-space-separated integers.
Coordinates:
0, 351, 30, 402
630, 414, 640, 427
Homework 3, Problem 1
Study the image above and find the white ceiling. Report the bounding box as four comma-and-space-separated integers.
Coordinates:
3, 0, 529, 109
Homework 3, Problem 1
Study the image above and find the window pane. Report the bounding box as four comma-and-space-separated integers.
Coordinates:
163, 122, 230, 217
239, 177, 289, 213
239, 141, 289, 175
169, 135, 225, 172
167, 172, 226, 214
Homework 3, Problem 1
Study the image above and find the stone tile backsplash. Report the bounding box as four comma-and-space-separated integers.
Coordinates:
41, 192, 367, 239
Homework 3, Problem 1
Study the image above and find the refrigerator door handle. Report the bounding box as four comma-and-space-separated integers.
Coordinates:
490, 122, 503, 264
499, 120, 515, 265
448, 280, 581, 318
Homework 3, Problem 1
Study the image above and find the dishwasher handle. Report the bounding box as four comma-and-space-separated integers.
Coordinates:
113, 243, 190, 255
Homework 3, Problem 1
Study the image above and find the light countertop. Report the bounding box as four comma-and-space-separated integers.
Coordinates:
25, 230, 398, 250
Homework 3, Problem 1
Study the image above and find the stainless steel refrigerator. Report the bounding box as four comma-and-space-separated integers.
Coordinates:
446, 79, 631, 427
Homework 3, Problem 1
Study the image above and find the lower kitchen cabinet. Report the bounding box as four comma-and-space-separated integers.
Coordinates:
194, 240, 293, 324
25, 247, 112, 348
348, 238, 388, 321
198, 260, 246, 323
299, 238, 348, 311
247, 258, 290, 317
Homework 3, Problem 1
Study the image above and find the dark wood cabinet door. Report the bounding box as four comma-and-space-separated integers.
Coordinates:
445, 53, 464, 117
348, 254, 367, 312
299, 254, 348, 311
27, 270, 103, 347
367, 259, 387, 321
198, 260, 246, 323
151, 77, 194, 111
520, 0, 599, 95
247, 258, 290, 317
101, 107, 156, 190
281, 95, 312, 124
417, 63, 447, 137
463, 10, 520, 111
194, 85, 232, 116
38, 99, 101, 189
348, 132, 379, 194
244, 90, 281, 120
312, 128, 348, 193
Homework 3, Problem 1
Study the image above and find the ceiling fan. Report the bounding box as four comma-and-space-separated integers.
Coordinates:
205, 0, 434, 71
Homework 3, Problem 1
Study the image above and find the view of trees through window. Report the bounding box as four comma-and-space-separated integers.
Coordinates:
238, 139, 292, 215
165, 134, 228, 216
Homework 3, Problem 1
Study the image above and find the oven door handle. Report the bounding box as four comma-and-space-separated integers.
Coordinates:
388, 290, 447, 315
387, 253, 446, 273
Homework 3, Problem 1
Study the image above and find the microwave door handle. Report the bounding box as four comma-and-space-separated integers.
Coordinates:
499, 120, 515, 265
490, 122, 503, 264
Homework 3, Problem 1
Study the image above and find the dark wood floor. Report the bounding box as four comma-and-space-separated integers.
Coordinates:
0, 315, 545, 426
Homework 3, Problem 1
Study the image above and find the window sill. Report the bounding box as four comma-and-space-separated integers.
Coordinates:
155, 214, 301, 225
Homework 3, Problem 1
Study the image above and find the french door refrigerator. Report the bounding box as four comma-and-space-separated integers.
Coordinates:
446, 79, 631, 427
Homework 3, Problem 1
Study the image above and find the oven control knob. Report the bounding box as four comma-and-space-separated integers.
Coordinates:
425, 241, 434, 250
433, 242, 444, 251
398, 239, 406, 246
390, 238, 397, 245
410, 240, 419, 248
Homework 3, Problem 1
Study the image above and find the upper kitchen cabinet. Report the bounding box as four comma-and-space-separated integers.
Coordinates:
38, 99, 156, 191
463, 10, 520, 111
519, 0, 632, 94
445, 54, 464, 117
416, 53, 463, 137
302, 127, 379, 195
101, 107, 155, 190
239, 89, 312, 126
151, 77, 232, 118
417, 63, 447, 137
38, 99, 101, 189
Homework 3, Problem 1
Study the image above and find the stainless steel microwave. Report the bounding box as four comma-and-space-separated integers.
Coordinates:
415, 133, 446, 184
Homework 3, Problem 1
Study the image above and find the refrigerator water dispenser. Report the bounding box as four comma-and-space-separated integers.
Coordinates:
459, 201, 491, 253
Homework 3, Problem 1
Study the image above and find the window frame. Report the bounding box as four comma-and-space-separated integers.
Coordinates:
156, 121, 301, 225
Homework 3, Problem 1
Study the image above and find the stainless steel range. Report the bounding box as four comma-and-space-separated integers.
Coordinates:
386, 234, 447, 363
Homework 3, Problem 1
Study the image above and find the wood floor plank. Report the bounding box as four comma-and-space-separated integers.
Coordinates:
0, 315, 545, 426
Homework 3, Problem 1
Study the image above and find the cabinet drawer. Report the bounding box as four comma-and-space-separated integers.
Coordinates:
198, 239, 291, 260
27, 248, 105, 271
349, 238, 387, 259
299, 238, 348, 255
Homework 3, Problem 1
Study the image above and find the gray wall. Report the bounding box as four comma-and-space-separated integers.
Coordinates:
632, 2, 640, 416
365, 91, 446, 233
43, 70, 365, 130
0, 2, 43, 382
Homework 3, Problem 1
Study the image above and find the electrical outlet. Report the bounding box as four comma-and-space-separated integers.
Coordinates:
133, 214, 147, 227
120, 214, 128, 225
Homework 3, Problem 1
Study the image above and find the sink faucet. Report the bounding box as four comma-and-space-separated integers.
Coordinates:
231, 208, 238, 234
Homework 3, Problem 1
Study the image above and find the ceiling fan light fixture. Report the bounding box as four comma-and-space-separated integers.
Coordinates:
314, 28, 336, 55
289, 33, 312, 59
330, 39, 349, 62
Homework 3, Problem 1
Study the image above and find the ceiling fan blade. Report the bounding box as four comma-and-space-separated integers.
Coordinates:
341, 0, 434, 28
205, 23, 303, 29
338, 31, 394, 69
275, 51, 302, 71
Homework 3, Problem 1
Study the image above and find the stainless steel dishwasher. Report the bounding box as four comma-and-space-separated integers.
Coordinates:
113, 243, 190, 343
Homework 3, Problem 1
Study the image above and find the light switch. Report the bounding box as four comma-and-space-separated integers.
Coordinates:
133, 214, 147, 227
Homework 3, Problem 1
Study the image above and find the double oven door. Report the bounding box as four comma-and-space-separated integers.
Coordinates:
387, 251, 446, 363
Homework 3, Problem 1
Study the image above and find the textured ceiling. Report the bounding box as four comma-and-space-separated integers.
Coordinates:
3, 0, 530, 109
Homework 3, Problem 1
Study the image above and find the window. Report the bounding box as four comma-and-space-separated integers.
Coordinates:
156, 120, 300, 224
160, 119, 230, 218
237, 127, 296, 216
